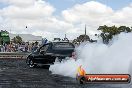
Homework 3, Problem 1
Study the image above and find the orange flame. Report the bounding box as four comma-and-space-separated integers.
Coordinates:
77, 65, 86, 76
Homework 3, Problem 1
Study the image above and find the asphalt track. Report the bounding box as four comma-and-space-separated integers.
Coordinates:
0, 59, 131, 88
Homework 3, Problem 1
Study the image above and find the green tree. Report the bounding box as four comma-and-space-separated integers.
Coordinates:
12, 35, 23, 44
98, 25, 132, 44
118, 26, 131, 33
72, 34, 90, 45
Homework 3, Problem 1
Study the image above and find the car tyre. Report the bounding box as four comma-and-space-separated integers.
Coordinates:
26, 57, 30, 65
78, 76, 86, 84
58, 57, 62, 62
29, 59, 36, 68
55, 57, 62, 63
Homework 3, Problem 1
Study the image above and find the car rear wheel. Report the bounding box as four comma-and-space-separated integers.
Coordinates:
58, 57, 63, 62
55, 57, 62, 63
79, 76, 86, 84
26, 57, 30, 65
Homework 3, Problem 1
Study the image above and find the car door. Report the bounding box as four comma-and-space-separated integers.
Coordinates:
34, 44, 50, 64
39, 44, 56, 64
41, 43, 56, 64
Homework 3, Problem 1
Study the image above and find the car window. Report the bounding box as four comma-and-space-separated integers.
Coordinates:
53, 42, 74, 49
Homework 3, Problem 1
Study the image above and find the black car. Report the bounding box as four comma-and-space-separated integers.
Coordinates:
26, 41, 75, 68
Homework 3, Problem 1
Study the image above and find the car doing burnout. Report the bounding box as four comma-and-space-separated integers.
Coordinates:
26, 41, 75, 67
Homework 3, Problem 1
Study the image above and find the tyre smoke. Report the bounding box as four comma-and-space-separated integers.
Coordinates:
49, 33, 132, 78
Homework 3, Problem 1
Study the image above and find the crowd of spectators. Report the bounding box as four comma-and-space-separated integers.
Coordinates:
0, 41, 40, 53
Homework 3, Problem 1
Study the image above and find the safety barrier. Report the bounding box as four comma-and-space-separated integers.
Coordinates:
0, 52, 30, 59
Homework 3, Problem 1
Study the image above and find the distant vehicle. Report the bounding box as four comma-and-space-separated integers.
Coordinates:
26, 41, 75, 68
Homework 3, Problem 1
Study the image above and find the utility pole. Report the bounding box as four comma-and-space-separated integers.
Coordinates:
85, 24, 86, 36
64, 34, 67, 41
84, 24, 87, 41
65, 34, 67, 39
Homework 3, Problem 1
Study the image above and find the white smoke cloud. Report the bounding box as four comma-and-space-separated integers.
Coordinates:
49, 33, 132, 78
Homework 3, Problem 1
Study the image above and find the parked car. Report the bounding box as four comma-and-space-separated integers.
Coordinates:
26, 41, 75, 68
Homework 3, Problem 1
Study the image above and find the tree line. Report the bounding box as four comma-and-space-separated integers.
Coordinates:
72, 25, 132, 45
98, 25, 132, 44
11, 25, 132, 45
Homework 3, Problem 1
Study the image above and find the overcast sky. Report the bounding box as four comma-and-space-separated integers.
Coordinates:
0, 0, 132, 40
